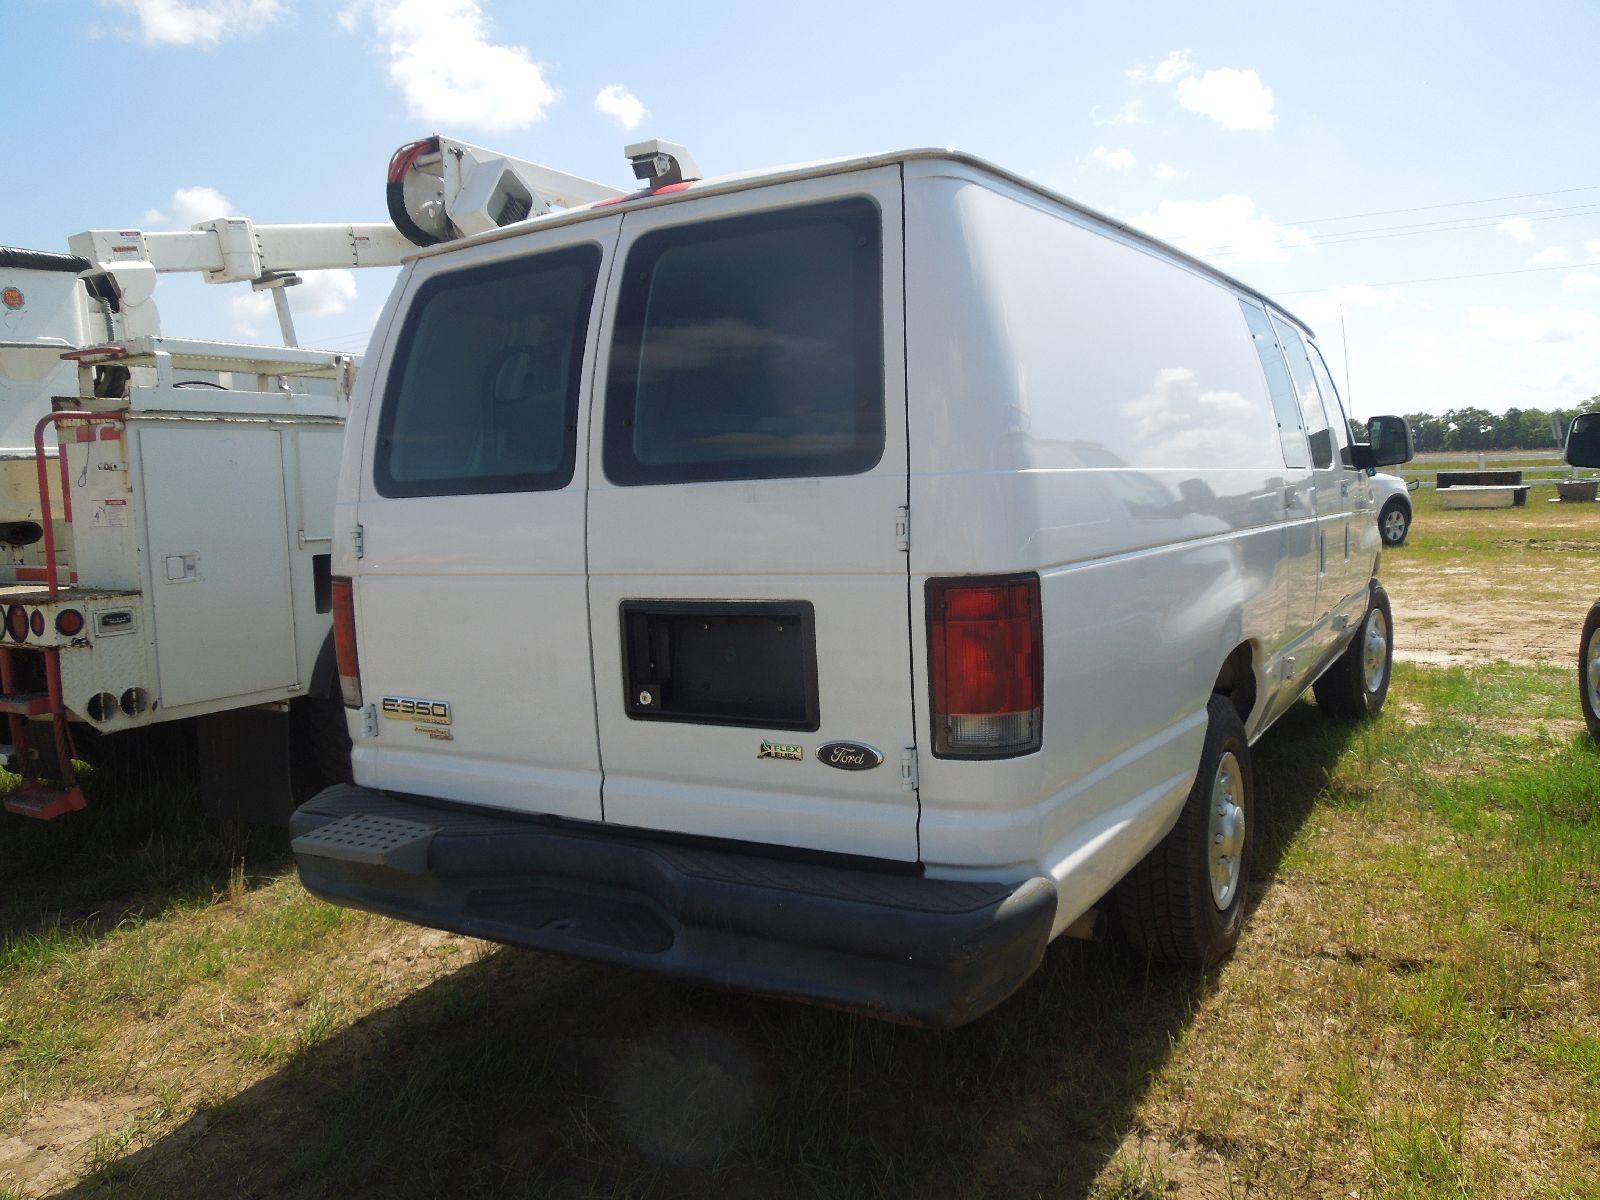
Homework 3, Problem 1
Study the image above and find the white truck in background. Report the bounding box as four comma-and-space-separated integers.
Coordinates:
0, 137, 621, 821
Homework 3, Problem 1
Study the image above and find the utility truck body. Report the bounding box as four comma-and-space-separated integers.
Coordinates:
291, 147, 1416, 1024
0, 137, 619, 820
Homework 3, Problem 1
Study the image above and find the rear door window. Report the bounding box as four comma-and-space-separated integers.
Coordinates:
603, 199, 884, 486
1272, 316, 1335, 469
1240, 300, 1309, 469
374, 244, 601, 498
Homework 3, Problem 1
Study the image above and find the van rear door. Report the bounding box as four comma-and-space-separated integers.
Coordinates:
584, 168, 918, 861
349, 217, 621, 822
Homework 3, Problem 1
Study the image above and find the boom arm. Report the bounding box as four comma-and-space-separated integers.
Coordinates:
67, 134, 625, 342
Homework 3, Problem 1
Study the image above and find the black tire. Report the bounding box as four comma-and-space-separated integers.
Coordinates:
1379, 499, 1411, 547
1115, 694, 1253, 967
1580, 602, 1600, 743
291, 695, 353, 803
1313, 582, 1394, 719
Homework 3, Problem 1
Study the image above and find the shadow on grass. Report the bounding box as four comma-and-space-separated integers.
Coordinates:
0, 725, 291, 948
55, 703, 1356, 1200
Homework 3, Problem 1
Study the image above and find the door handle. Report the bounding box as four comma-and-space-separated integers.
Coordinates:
1339, 479, 1351, 498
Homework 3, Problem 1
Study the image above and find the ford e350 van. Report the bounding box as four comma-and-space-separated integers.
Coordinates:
290, 144, 1415, 1027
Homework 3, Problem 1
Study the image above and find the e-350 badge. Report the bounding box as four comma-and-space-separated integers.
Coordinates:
381, 695, 452, 725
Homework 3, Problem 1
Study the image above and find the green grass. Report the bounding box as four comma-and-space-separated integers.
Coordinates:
0, 661, 1595, 1198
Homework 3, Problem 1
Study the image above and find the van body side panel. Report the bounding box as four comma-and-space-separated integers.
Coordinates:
584, 168, 919, 862
903, 164, 1301, 920
346, 219, 623, 822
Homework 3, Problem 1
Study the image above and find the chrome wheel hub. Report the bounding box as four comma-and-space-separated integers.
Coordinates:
1586, 629, 1600, 716
1362, 607, 1389, 694
1383, 509, 1406, 542
1208, 751, 1245, 910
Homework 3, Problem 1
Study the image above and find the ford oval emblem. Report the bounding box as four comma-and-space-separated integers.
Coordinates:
817, 741, 883, 771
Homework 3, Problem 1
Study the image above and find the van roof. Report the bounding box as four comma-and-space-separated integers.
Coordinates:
413, 147, 1314, 338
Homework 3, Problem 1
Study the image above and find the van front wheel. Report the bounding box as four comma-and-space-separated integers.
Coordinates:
1313, 583, 1393, 719
1579, 601, 1600, 742
1115, 694, 1253, 967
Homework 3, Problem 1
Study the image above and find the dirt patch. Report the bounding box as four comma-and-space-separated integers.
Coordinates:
1386, 554, 1593, 667
0, 1094, 151, 1195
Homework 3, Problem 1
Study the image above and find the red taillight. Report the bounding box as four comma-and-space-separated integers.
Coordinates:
55, 609, 84, 637
331, 576, 362, 709
926, 574, 1042, 759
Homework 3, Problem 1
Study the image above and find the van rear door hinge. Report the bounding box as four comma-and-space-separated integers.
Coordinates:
900, 746, 919, 791
352, 524, 365, 559
894, 505, 910, 552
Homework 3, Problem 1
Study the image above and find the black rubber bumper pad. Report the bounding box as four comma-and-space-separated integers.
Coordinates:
291, 784, 1057, 1028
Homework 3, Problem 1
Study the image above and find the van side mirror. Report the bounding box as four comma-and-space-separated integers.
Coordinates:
1340, 414, 1414, 470
1565, 412, 1600, 468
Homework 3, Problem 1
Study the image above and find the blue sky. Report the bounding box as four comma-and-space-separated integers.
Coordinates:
3, 0, 1597, 417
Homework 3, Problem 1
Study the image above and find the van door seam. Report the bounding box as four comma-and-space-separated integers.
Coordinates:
584, 217, 629, 823
897, 163, 923, 863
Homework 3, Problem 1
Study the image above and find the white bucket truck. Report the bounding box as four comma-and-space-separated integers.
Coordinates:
0, 138, 619, 821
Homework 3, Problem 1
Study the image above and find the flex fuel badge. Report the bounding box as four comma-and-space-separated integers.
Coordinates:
758, 741, 803, 761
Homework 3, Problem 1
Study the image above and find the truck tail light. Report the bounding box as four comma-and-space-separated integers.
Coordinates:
331, 576, 362, 709
926, 574, 1042, 758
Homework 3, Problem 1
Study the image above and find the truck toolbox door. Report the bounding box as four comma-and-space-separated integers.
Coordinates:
585, 167, 918, 861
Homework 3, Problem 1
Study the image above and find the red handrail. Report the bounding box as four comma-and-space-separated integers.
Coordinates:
34, 411, 125, 600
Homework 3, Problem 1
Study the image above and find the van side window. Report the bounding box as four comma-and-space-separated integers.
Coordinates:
1306, 341, 1354, 453
603, 199, 885, 486
1272, 317, 1334, 469
1239, 301, 1309, 469
374, 245, 602, 498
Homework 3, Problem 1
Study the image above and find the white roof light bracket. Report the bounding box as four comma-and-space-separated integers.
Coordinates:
624, 140, 701, 188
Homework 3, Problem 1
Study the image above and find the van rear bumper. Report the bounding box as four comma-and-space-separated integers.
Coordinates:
290, 785, 1057, 1028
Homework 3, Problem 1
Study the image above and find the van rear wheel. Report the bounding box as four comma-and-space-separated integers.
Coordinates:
1580, 601, 1600, 743
1115, 694, 1253, 967
1313, 583, 1393, 719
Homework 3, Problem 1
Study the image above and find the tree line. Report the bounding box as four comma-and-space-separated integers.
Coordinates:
1391, 397, 1600, 454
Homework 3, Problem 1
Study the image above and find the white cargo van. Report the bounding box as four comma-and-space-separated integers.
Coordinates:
290, 147, 1415, 1026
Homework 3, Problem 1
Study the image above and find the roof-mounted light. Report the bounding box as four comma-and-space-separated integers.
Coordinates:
624, 139, 702, 189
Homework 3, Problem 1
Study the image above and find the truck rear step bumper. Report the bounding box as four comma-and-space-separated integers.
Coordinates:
291, 784, 1057, 1028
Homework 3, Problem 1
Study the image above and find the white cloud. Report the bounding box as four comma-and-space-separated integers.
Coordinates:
1125, 50, 1274, 131
1563, 271, 1600, 293
230, 269, 358, 336
140, 207, 165, 225
1296, 284, 1403, 327
170, 185, 234, 226
1133, 194, 1310, 263
594, 84, 648, 130
1586, 239, 1600, 255
1092, 146, 1136, 171
104, 0, 285, 47
1154, 162, 1181, 181
1530, 246, 1570, 266
1175, 68, 1276, 131
1127, 49, 1194, 85
1464, 304, 1600, 396
1095, 99, 1144, 126
1388, 326, 1470, 383
341, 0, 559, 132
1498, 217, 1534, 244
